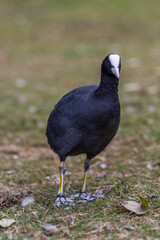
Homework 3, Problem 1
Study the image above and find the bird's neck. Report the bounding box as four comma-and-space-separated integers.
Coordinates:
95, 72, 119, 97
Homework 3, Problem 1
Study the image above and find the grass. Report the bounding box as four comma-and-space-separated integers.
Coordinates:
0, 0, 160, 239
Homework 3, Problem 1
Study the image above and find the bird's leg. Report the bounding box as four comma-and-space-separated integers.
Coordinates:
81, 159, 90, 193
75, 159, 95, 202
76, 159, 106, 202
54, 161, 75, 207
57, 161, 66, 196
54, 161, 66, 207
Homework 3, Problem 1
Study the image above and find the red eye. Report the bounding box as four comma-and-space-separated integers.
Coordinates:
106, 59, 110, 63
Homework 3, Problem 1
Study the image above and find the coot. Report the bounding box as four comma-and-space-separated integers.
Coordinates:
46, 53, 121, 206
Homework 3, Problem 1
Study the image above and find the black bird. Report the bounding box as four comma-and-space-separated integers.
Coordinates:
46, 53, 121, 206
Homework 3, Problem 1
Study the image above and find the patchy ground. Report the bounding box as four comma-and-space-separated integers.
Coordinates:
0, 0, 160, 239
0, 183, 27, 209
1, 137, 160, 239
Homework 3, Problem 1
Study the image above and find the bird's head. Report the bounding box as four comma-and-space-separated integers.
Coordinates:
102, 53, 121, 79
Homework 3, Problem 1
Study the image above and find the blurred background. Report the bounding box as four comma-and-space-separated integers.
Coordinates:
1, 1, 160, 238
0, 0, 160, 146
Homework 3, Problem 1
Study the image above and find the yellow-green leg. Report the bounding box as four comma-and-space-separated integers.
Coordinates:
78, 159, 96, 201
81, 159, 90, 193
57, 161, 66, 196
79, 158, 106, 202
81, 172, 87, 192
54, 161, 76, 207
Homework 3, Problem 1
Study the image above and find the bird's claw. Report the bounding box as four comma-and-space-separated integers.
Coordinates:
92, 193, 106, 198
75, 190, 106, 201
75, 191, 96, 202
54, 191, 107, 207
54, 195, 75, 207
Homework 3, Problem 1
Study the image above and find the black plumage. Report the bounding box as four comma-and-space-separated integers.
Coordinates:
46, 53, 121, 205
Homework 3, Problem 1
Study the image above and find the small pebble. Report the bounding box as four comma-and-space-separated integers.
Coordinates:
42, 224, 58, 235
6, 170, 16, 175
146, 162, 153, 170
99, 163, 107, 169
148, 105, 155, 113
37, 121, 44, 128
28, 106, 37, 114
32, 211, 39, 219
12, 154, 19, 160
16, 78, 26, 88
125, 225, 135, 231
21, 196, 35, 207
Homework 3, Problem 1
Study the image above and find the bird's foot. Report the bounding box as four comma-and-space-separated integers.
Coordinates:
91, 193, 107, 198
75, 190, 107, 202
54, 195, 75, 207
75, 191, 96, 202
54, 191, 107, 207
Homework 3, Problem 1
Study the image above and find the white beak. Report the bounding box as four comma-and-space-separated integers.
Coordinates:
111, 66, 119, 79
